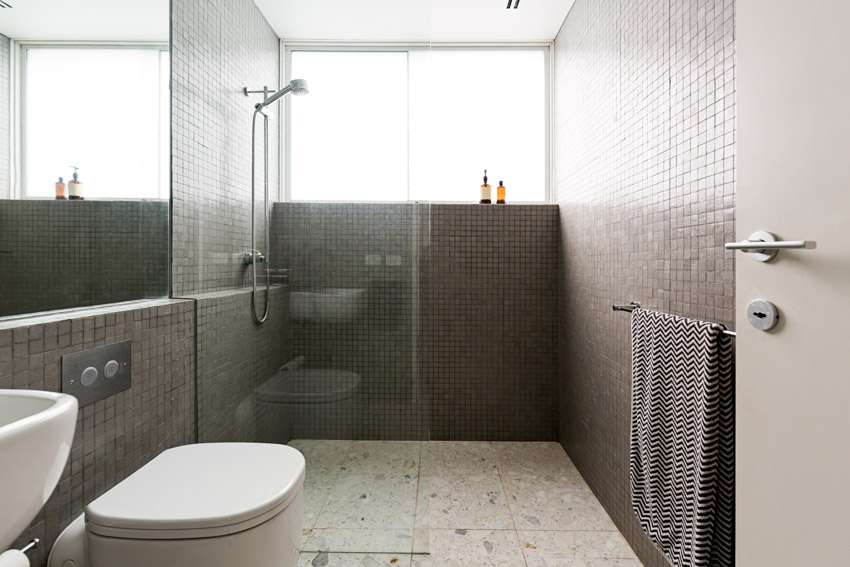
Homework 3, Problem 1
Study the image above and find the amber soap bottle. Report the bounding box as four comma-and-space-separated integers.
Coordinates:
497, 181, 506, 204
479, 170, 492, 204
55, 177, 67, 200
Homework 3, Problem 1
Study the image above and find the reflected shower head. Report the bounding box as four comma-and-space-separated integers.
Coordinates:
256, 79, 309, 110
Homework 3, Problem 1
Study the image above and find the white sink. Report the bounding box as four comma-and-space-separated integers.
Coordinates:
290, 288, 367, 323
0, 390, 78, 551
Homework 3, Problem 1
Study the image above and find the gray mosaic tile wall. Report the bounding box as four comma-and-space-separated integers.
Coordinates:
0, 33, 10, 199
553, 1, 736, 566
271, 202, 431, 440
171, 0, 280, 296
195, 286, 289, 444
0, 300, 195, 567
429, 205, 559, 441
0, 200, 169, 317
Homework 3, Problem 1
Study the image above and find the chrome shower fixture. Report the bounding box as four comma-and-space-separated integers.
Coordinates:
243, 79, 309, 108
243, 78, 309, 324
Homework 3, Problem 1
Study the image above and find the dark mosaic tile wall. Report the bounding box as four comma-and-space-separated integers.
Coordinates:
0, 300, 195, 567
553, 1, 735, 565
0, 33, 9, 199
429, 205, 559, 441
271, 203, 431, 440
171, 0, 280, 296
272, 203, 557, 441
0, 200, 169, 317
195, 286, 289, 444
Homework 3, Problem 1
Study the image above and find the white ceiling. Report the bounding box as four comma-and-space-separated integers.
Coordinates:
0, 0, 169, 42
0, 0, 574, 45
253, 0, 576, 43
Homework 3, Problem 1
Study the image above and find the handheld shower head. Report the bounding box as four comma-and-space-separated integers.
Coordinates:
289, 79, 309, 96
256, 79, 309, 110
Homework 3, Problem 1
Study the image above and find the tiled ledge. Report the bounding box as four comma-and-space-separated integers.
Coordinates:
0, 298, 191, 331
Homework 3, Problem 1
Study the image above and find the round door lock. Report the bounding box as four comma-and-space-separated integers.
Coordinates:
80, 366, 99, 387
747, 299, 779, 331
104, 360, 120, 379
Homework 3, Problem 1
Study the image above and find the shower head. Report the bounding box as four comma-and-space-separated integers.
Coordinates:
256, 79, 309, 110
289, 79, 309, 96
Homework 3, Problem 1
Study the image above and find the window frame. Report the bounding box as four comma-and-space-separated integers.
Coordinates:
280, 42, 553, 204
12, 41, 170, 201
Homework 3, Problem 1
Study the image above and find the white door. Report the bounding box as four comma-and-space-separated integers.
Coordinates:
737, 1, 850, 564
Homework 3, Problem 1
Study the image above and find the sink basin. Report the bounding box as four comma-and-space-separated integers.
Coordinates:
290, 288, 367, 323
0, 390, 78, 551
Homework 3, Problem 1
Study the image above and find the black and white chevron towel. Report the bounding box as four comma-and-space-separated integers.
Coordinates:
630, 308, 734, 567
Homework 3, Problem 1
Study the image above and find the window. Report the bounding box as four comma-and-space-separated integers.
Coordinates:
286, 46, 548, 202
24, 47, 169, 200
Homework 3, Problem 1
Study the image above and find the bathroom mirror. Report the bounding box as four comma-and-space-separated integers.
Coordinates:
0, 0, 170, 318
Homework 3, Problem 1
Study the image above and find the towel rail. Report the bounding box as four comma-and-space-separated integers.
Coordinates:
613, 302, 736, 337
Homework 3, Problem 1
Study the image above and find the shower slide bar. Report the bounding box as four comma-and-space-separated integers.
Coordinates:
612, 302, 737, 338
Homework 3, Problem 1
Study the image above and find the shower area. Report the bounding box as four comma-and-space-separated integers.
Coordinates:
196, 199, 432, 553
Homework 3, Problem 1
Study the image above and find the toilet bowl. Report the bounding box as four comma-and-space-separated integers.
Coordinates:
257, 368, 361, 439
48, 443, 304, 567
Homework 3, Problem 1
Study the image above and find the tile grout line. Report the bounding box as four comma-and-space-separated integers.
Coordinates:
489, 442, 531, 567
410, 440, 424, 556
304, 439, 354, 531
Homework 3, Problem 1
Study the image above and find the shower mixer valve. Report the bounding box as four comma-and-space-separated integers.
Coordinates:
242, 249, 266, 265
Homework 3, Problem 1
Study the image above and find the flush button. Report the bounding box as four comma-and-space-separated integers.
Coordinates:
80, 367, 98, 386
104, 360, 120, 378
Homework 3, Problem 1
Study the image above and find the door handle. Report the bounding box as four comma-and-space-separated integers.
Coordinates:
725, 231, 816, 262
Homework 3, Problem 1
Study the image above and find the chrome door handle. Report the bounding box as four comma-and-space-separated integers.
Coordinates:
726, 231, 816, 262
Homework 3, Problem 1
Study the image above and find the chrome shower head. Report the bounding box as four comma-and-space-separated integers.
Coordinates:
256, 79, 309, 110
289, 79, 309, 96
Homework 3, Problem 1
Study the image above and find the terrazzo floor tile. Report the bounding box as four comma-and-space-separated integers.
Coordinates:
412, 529, 430, 554
429, 473, 514, 530
316, 474, 418, 529
289, 439, 352, 477
411, 529, 527, 567
302, 528, 415, 553
344, 441, 422, 477
501, 475, 616, 531
429, 441, 497, 476
298, 551, 412, 567
414, 468, 431, 528
518, 531, 641, 566
303, 472, 340, 529
491, 442, 580, 477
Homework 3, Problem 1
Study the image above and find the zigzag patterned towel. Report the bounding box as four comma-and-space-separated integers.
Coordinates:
630, 308, 734, 567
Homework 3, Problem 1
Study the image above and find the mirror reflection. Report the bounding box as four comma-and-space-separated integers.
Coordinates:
0, 0, 170, 318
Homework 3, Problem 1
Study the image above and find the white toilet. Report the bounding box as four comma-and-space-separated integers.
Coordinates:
48, 443, 305, 567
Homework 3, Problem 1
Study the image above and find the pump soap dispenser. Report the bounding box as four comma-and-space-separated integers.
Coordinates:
68, 166, 84, 200
479, 170, 491, 204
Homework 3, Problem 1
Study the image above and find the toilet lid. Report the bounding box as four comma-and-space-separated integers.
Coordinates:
85, 443, 305, 540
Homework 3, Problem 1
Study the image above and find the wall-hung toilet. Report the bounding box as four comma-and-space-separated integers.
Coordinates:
48, 443, 304, 567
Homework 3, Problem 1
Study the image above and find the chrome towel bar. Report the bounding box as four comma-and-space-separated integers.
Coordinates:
613, 302, 736, 337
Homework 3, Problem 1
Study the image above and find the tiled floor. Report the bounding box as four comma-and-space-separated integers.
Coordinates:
291, 440, 642, 567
